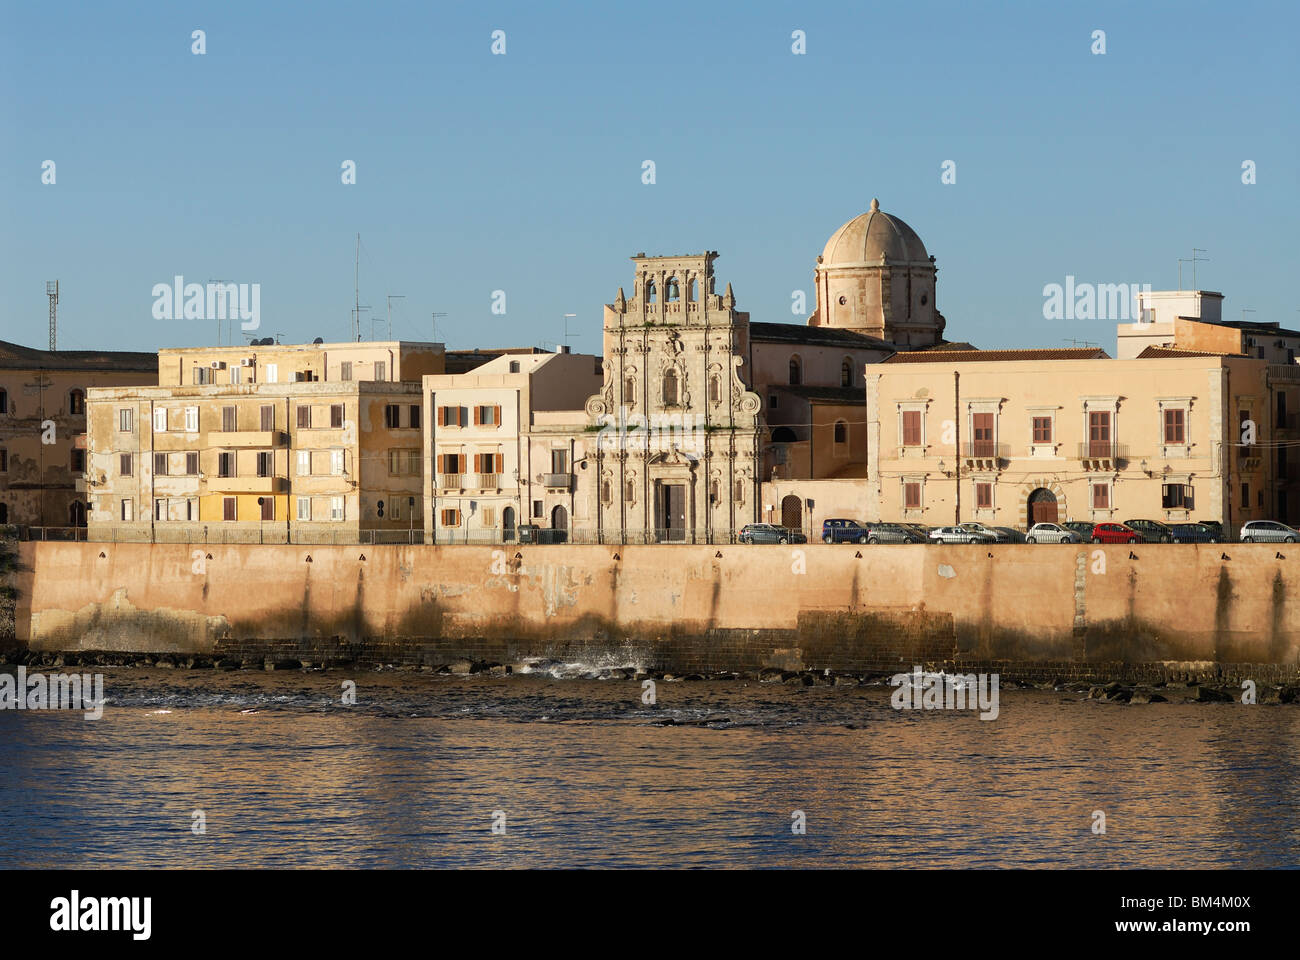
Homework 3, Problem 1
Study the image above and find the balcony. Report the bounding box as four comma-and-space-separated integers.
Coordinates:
962, 440, 1007, 472
474, 473, 501, 490
437, 473, 463, 491
209, 475, 286, 494
543, 472, 573, 490
218, 430, 286, 447
1237, 448, 1263, 473
1076, 441, 1126, 471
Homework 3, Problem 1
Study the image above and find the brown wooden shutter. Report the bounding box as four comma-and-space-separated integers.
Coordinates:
493, 405, 501, 425
902, 411, 921, 446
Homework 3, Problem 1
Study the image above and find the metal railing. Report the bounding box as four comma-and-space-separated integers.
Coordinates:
1076, 441, 1126, 460
542, 473, 573, 489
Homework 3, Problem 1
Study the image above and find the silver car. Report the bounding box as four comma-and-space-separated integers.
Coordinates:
957, 521, 1012, 543
1239, 520, 1300, 543
929, 525, 996, 544
1026, 522, 1082, 544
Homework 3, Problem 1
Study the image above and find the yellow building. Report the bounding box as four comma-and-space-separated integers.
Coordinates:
85, 339, 443, 543
0, 339, 156, 531
865, 348, 1275, 534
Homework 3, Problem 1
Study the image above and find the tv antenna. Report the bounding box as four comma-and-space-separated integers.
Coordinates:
209, 279, 230, 345
1063, 337, 1098, 349
562, 313, 577, 350
431, 311, 448, 343
46, 280, 59, 350
1177, 248, 1209, 290
385, 294, 405, 340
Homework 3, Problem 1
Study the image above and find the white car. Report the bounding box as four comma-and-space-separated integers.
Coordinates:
1239, 520, 1300, 543
1026, 522, 1082, 544
928, 525, 996, 544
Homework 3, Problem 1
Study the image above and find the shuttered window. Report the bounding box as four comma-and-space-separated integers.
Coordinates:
902, 410, 922, 446
903, 482, 921, 509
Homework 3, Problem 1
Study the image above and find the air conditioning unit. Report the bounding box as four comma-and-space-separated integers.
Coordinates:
240, 357, 254, 367
210, 360, 226, 369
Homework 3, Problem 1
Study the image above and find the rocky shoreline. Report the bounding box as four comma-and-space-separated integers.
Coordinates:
4, 649, 1299, 705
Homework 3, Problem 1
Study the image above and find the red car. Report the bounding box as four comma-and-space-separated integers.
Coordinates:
1088, 522, 1141, 544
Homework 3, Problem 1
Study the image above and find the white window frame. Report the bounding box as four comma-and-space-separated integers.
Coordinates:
1027, 406, 1059, 457
896, 400, 931, 456
297, 450, 311, 476
330, 449, 344, 476
184, 406, 199, 433
901, 476, 925, 515
1157, 397, 1193, 459
330, 496, 344, 521
296, 496, 312, 522
265, 363, 278, 384
119, 408, 133, 432
153, 407, 167, 432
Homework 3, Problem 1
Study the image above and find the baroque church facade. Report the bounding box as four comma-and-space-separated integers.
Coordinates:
576, 200, 950, 543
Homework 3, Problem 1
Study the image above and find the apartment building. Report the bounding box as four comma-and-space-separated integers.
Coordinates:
422, 350, 602, 543
0, 339, 156, 530
156, 339, 443, 387
865, 348, 1274, 535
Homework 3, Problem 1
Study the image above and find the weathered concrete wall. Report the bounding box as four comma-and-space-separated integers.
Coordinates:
14, 541, 1300, 679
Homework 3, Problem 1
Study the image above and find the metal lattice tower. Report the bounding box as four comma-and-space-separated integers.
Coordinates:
46, 280, 59, 350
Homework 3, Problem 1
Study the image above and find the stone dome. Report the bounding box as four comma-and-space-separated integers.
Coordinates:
820, 198, 929, 266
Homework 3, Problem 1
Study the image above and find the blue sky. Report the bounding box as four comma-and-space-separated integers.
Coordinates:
2, 0, 1296, 356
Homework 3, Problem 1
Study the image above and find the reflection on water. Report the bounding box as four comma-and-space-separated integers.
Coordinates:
2, 669, 1299, 868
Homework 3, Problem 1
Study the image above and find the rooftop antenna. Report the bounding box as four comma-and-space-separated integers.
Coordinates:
208, 279, 229, 345
45, 280, 58, 350
431, 311, 447, 343
562, 313, 577, 351
385, 294, 405, 340
1177, 248, 1209, 290
1242, 308, 1256, 323
1063, 337, 1098, 349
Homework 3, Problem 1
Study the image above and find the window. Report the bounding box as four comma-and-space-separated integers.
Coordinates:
662, 370, 679, 406
509, 361, 521, 373
1241, 483, 1250, 509
902, 410, 922, 447
438, 405, 466, 427
768, 394, 779, 410
625, 377, 636, 403
390, 499, 401, 521
222, 497, 236, 521
388, 449, 402, 475
155, 498, 166, 521
1162, 483, 1194, 509
1088, 411, 1111, 456
297, 451, 311, 476
256, 451, 273, 477
154, 452, 168, 476
184, 407, 198, 432
789, 357, 802, 386
1032, 416, 1052, 444
331, 404, 345, 428
120, 453, 133, 477
646, 279, 657, 303
260, 497, 275, 521
441, 508, 461, 526
474, 405, 501, 426
70, 449, 85, 472
69, 390, 85, 415
260, 405, 274, 431
1092, 484, 1110, 509
119, 408, 133, 432
437, 453, 465, 475
734, 479, 746, 503
218, 452, 235, 478
480, 505, 494, 526
229, 366, 241, 385
340, 361, 352, 382
330, 496, 344, 521
625, 480, 635, 502
709, 479, 719, 503
551, 449, 568, 474
330, 450, 344, 475
186, 452, 199, 475
222, 406, 237, 432
975, 482, 993, 508
385, 404, 400, 428
264, 363, 278, 384
297, 406, 312, 429
374, 362, 386, 382
841, 359, 853, 388
475, 452, 503, 475
153, 408, 167, 432
297, 497, 312, 522
0, 389, 6, 414
533, 500, 543, 517
1163, 408, 1186, 444
409, 405, 421, 429
971, 413, 995, 457
120, 499, 133, 522
709, 376, 721, 404
0, 449, 6, 472
833, 421, 847, 445
666, 277, 680, 302
602, 480, 612, 503
193, 367, 210, 385
904, 482, 921, 509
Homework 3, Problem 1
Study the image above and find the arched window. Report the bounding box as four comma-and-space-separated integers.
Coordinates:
710, 479, 719, 503
69, 389, 85, 415
788, 356, 802, 386
646, 279, 657, 304
602, 480, 612, 503
709, 375, 721, 404
625, 480, 635, 502
624, 376, 635, 404
840, 358, 853, 388
666, 277, 680, 302
663, 369, 679, 406
834, 420, 847, 445
771, 427, 797, 443
689, 278, 698, 301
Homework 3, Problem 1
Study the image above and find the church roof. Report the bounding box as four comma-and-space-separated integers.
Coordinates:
820, 199, 930, 267
772, 384, 866, 404
749, 322, 894, 351
0, 338, 157, 372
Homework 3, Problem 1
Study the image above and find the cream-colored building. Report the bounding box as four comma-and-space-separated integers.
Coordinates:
85, 339, 443, 543
422, 350, 602, 543
866, 348, 1275, 535
0, 339, 156, 531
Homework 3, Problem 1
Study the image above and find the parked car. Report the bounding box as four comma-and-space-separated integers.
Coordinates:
1197, 520, 1225, 540
1123, 518, 1174, 543
991, 526, 1027, 543
738, 523, 804, 544
1239, 520, 1300, 543
1026, 522, 1083, 544
929, 525, 997, 544
861, 522, 929, 544
1088, 522, 1141, 544
1063, 521, 1096, 540
1169, 522, 1221, 543
956, 521, 1010, 543
822, 518, 869, 543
